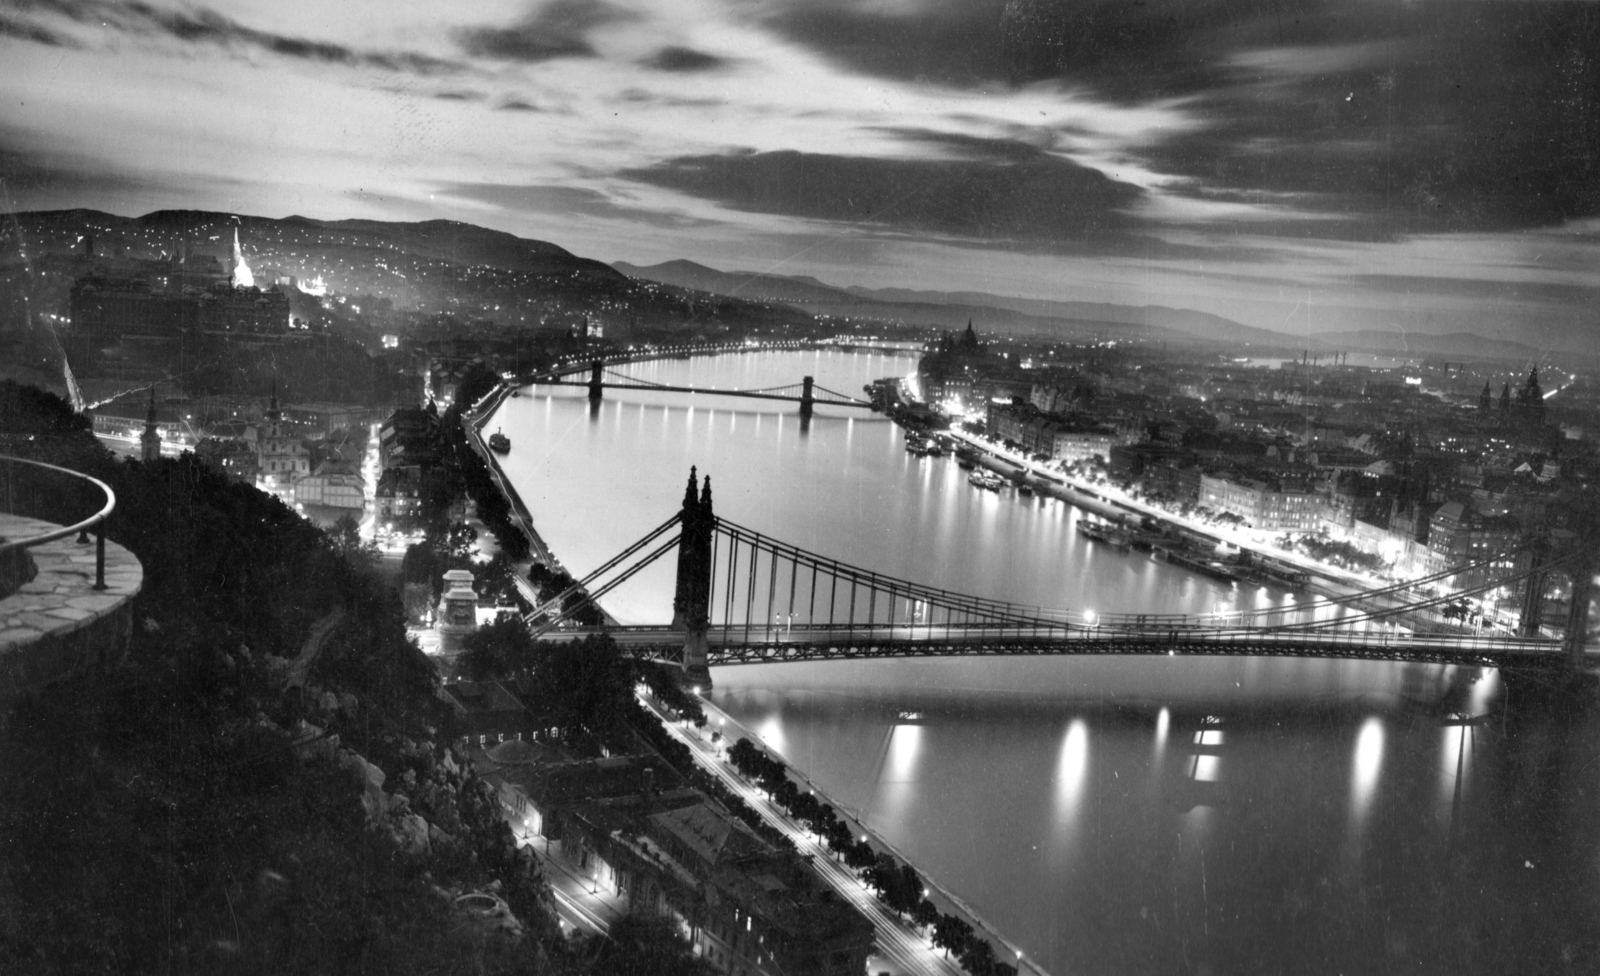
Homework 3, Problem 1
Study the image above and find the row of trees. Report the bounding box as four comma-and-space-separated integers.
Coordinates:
1286, 534, 1389, 575
725, 738, 1016, 976
526, 562, 605, 626
440, 364, 531, 562
458, 623, 793, 855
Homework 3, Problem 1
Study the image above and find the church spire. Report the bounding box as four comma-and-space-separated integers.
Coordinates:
230, 226, 254, 289
683, 465, 699, 511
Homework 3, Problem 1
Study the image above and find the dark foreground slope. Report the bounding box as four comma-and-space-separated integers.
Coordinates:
0, 383, 711, 976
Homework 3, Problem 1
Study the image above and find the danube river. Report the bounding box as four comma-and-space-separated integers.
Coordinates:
490, 350, 1600, 975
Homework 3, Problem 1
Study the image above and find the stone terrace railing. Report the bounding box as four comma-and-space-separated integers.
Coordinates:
0, 456, 143, 703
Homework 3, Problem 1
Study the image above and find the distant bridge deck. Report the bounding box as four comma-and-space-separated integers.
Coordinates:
544, 623, 1577, 668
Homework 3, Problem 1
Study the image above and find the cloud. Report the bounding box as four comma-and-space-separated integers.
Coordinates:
618, 141, 1161, 253
0, 11, 78, 47
0, 134, 184, 211
495, 98, 543, 113
457, 0, 631, 63
754, 0, 1248, 98
640, 46, 728, 73
3, 0, 466, 74
433, 90, 485, 102
756, 0, 1600, 237
439, 182, 720, 230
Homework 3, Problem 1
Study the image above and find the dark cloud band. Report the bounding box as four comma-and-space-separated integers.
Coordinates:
619, 144, 1162, 253
640, 46, 728, 73
4, 0, 466, 74
457, 0, 634, 63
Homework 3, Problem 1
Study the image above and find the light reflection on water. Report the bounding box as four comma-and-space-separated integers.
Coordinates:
1350, 716, 1386, 826
1052, 719, 1089, 837
487, 352, 1583, 975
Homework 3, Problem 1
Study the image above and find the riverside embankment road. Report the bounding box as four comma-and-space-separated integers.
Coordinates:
643, 696, 1019, 976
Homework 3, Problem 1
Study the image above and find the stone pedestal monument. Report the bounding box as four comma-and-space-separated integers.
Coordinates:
437, 568, 479, 654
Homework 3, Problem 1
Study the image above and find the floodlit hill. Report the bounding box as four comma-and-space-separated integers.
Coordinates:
12, 209, 621, 280
316, 217, 619, 278
3, 209, 628, 324
615, 258, 1300, 348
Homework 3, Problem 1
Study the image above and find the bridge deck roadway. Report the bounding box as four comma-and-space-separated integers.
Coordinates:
538, 623, 1576, 668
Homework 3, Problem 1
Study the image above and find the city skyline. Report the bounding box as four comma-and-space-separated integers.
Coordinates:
2, 0, 1598, 353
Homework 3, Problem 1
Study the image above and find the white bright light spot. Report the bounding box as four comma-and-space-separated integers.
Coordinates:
1054, 719, 1089, 814
885, 724, 922, 782
1351, 717, 1385, 822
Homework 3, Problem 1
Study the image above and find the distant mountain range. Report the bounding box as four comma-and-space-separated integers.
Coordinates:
615, 260, 1298, 348
1, 209, 1554, 365
613, 259, 1554, 363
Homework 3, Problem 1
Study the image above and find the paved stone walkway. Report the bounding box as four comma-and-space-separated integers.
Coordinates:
0, 514, 143, 653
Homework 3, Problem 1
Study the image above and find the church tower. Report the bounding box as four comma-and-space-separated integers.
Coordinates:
1520, 366, 1546, 424
230, 227, 254, 289
139, 385, 161, 463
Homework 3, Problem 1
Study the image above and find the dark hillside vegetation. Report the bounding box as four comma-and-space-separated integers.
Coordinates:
0, 381, 708, 975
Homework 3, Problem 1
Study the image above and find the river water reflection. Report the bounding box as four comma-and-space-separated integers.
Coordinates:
491, 350, 1599, 975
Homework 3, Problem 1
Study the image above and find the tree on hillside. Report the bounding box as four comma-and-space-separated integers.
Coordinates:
450, 362, 501, 418
456, 615, 540, 682
525, 635, 636, 744
328, 513, 380, 569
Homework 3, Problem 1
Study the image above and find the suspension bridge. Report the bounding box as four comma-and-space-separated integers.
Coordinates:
533, 361, 872, 417
524, 469, 1596, 685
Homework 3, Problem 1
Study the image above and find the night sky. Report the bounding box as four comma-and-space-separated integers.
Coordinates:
2, 0, 1597, 351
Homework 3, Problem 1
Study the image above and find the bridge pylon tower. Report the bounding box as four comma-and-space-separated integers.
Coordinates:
671, 467, 715, 688
588, 360, 604, 402
800, 375, 815, 420
1519, 535, 1549, 639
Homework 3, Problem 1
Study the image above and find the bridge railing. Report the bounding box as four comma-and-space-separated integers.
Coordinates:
0, 455, 117, 598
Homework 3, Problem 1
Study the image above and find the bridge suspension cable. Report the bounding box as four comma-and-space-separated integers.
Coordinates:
809, 383, 867, 404
1250, 550, 1581, 636
1179, 543, 1538, 630
525, 512, 683, 627
709, 516, 1071, 636
528, 532, 684, 638
512, 469, 1581, 668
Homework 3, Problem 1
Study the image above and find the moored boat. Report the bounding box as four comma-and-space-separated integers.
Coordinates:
488, 429, 511, 453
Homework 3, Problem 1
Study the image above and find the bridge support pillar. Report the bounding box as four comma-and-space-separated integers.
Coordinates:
588, 360, 604, 402
1564, 561, 1594, 670
799, 375, 815, 420
683, 630, 712, 690
1519, 538, 1550, 638
672, 467, 715, 688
